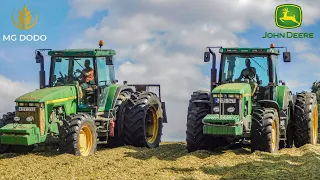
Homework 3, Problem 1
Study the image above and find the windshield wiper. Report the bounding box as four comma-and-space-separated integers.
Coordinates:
251, 58, 266, 71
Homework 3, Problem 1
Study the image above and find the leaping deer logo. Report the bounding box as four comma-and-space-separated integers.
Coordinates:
279, 7, 300, 25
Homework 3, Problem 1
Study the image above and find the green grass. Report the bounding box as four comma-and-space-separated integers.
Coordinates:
0, 142, 320, 180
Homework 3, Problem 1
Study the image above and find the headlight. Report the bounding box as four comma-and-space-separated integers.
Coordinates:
26, 116, 34, 122
34, 103, 40, 107
213, 94, 223, 97
14, 117, 20, 122
227, 107, 235, 113
29, 103, 34, 106
19, 103, 25, 106
213, 106, 220, 113
228, 94, 235, 98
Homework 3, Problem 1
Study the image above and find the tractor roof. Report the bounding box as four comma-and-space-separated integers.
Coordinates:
48, 49, 116, 57
220, 48, 280, 55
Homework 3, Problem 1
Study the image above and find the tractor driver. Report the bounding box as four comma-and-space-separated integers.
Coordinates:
76, 59, 95, 91
237, 58, 259, 83
237, 58, 260, 95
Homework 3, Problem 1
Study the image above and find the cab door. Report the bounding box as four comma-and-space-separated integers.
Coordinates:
96, 57, 110, 110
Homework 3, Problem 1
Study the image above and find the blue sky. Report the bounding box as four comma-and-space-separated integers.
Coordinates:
0, 0, 105, 83
0, 0, 319, 92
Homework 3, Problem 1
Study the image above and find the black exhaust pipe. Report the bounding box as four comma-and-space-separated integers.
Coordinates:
35, 51, 45, 89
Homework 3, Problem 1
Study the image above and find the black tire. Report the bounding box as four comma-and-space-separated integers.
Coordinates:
293, 92, 318, 147
107, 90, 132, 147
0, 112, 15, 154
123, 92, 163, 148
186, 91, 228, 152
251, 108, 280, 153
11, 145, 35, 154
59, 113, 97, 156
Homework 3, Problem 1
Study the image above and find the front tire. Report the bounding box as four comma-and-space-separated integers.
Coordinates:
186, 91, 228, 152
59, 113, 97, 156
123, 92, 163, 148
0, 112, 15, 154
251, 108, 280, 153
11, 145, 35, 154
293, 92, 318, 147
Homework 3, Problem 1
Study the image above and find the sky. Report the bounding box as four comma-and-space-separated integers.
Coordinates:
0, 0, 320, 141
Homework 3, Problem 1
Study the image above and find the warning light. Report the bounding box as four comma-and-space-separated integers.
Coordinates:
270, 43, 275, 48
99, 40, 104, 48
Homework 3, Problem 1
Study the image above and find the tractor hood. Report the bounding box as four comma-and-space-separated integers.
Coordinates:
15, 86, 77, 103
212, 83, 251, 95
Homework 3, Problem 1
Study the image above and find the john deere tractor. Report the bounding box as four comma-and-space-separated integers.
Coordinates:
0, 40, 167, 156
186, 44, 318, 153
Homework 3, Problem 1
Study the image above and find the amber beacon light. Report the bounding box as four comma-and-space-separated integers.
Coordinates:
99, 40, 104, 48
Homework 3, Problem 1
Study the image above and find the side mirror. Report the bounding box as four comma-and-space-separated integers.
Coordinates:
283, 52, 291, 62
123, 81, 127, 85
204, 52, 210, 62
35, 51, 43, 63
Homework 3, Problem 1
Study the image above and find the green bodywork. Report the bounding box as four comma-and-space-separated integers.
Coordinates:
0, 49, 127, 146
203, 83, 253, 136
203, 47, 290, 137
48, 49, 116, 57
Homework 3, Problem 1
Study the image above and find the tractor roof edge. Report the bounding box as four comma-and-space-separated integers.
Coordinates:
48, 49, 116, 57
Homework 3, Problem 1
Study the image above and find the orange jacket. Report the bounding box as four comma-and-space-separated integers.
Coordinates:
81, 68, 94, 82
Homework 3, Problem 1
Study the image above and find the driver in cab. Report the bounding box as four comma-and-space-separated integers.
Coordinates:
76, 59, 94, 90
237, 58, 259, 83
237, 58, 260, 95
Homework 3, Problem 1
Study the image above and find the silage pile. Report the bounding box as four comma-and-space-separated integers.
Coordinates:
0, 142, 320, 180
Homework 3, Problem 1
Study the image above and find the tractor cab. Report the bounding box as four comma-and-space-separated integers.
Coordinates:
35, 40, 117, 108
204, 44, 291, 102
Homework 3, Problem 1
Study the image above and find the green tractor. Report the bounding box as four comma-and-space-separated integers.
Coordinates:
186, 44, 318, 153
0, 41, 167, 156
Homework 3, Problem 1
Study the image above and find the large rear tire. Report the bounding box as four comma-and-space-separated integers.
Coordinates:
0, 112, 15, 154
107, 90, 132, 147
293, 92, 318, 147
59, 113, 97, 156
251, 108, 280, 153
186, 91, 228, 152
123, 92, 163, 148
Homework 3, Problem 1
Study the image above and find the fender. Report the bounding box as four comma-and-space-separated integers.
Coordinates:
258, 100, 280, 112
111, 85, 134, 109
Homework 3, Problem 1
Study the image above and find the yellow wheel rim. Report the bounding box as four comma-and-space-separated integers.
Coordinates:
78, 125, 93, 156
271, 120, 277, 152
146, 107, 159, 144
312, 105, 318, 145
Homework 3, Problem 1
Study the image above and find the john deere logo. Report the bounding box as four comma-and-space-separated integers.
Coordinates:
12, 5, 38, 30
262, 4, 312, 39
275, 4, 302, 29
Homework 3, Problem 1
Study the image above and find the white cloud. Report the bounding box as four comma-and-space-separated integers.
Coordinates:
0, 75, 37, 115
68, 0, 320, 140
293, 41, 312, 52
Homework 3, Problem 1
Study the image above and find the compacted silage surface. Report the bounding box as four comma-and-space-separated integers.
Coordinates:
0, 142, 320, 180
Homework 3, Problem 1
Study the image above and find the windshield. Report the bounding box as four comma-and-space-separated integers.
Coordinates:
220, 54, 269, 86
50, 57, 94, 86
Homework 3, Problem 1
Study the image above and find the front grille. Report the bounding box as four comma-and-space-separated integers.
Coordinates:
15, 107, 45, 135
212, 98, 240, 115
